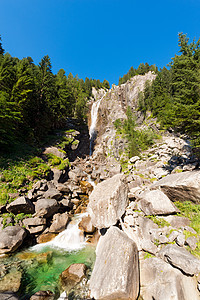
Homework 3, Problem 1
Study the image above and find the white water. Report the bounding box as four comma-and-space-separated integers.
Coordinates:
31, 213, 88, 252
89, 96, 103, 155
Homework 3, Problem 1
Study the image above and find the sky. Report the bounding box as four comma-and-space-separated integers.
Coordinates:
0, 0, 200, 85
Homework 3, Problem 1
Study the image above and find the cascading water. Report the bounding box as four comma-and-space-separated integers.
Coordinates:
31, 213, 87, 252
89, 96, 103, 155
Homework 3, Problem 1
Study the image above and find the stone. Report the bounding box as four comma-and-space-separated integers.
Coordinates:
168, 230, 179, 243
158, 244, 200, 276
78, 215, 95, 233
6, 196, 35, 214
0, 269, 22, 293
140, 257, 200, 300
0, 226, 26, 254
49, 213, 69, 233
79, 181, 93, 194
43, 188, 62, 200
35, 198, 59, 218
0, 292, 19, 300
60, 263, 87, 291
137, 189, 179, 215
88, 174, 128, 229
176, 232, 185, 247
89, 226, 139, 300
185, 236, 197, 250
161, 215, 190, 228
129, 156, 140, 163
56, 183, 70, 193
153, 170, 200, 203
23, 217, 46, 227
30, 290, 55, 300
37, 232, 57, 244
52, 168, 68, 184
43, 146, 66, 159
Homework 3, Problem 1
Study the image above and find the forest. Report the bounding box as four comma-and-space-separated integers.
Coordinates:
0, 35, 110, 150
119, 33, 200, 152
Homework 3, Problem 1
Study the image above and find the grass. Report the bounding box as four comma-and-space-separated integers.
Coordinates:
175, 201, 200, 234
147, 215, 170, 228
1, 212, 32, 228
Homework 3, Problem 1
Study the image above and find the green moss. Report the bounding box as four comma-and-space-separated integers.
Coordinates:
144, 252, 154, 259
147, 215, 170, 227
1, 213, 32, 228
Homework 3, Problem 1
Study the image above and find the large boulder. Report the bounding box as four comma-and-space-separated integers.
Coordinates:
140, 257, 199, 300
0, 226, 26, 254
136, 189, 179, 215
23, 217, 46, 234
158, 244, 200, 276
88, 174, 128, 229
49, 213, 69, 233
6, 197, 35, 214
43, 146, 66, 159
78, 215, 95, 233
89, 226, 139, 300
35, 199, 59, 218
0, 269, 22, 293
152, 170, 200, 203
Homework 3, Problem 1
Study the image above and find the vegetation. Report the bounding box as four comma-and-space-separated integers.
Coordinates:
118, 62, 158, 85
141, 33, 200, 151
0, 35, 110, 150
146, 215, 170, 228
114, 106, 159, 158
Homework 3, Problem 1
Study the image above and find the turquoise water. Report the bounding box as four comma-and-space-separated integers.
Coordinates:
15, 245, 95, 299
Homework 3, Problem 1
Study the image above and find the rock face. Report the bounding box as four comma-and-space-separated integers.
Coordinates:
89, 226, 139, 300
88, 174, 128, 229
158, 244, 200, 276
0, 226, 26, 254
153, 170, 200, 203
137, 189, 179, 215
140, 257, 199, 300
6, 196, 35, 214
35, 198, 59, 218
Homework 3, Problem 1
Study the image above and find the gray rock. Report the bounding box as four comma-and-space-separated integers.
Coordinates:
185, 236, 197, 250
43, 146, 66, 159
89, 226, 139, 300
0, 226, 26, 254
158, 244, 200, 276
129, 156, 140, 163
153, 170, 200, 203
140, 257, 200, 300
78, 215, 95, 233
49, 213, 69, 233
0, 292, 19, 300
52, 168, 68, 184
23, 217, 46, 227
43, 188, 62, 200
60, 263, 87, 292
176, 232, 185, 247
168, 230, 179, 243
35, 198, 59, 218
6, 196, 35, 214
88, 174, 128, 229
137, 190, 179, 215
30, 290, 55, 300
161, 215, 190, 228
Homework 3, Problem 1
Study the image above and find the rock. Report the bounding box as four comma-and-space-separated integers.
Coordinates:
52, 168, 68, 184
161, 215, 190, 228
185, 236, 197, 250
60, 263, 87, 291
49, 213, 69, 233
140, 257, 200, 300
79, 181, 93, 194
88, 174, 128, 229
37, 232, 57, 244
168, 230, 179, 243
153, 170, 200, 203
23, 217, 46, 227
43, 146, 66, 159
89, 226, 139, 300
0, 226, 26, 254
129, 156, 140, 163
176, 232, 185, 247
30, 290, 55, 300
56, 183, 70, 193
86, 230, 100, 246
78, 215, 95, 233
43, 188, 62, 200
137, 190, 179, 215
158, 244, 200, 276
0, 292, 19, 300
6, 196, 35, 214
35, 198, 59, 218
0, 269, 22, 293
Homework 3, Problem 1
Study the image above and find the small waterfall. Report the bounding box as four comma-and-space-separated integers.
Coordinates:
89, 96, 103, 155
31, 213, 87, 252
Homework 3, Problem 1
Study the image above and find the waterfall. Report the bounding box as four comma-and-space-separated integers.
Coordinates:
89, 96, 103, 155
31, 213, 88, 252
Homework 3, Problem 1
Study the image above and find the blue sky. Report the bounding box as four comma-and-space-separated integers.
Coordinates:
1, 0, 200, 84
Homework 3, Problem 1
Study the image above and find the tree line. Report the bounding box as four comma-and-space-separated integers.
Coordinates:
0, 35, 110, 150
141, 33, 200, 149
